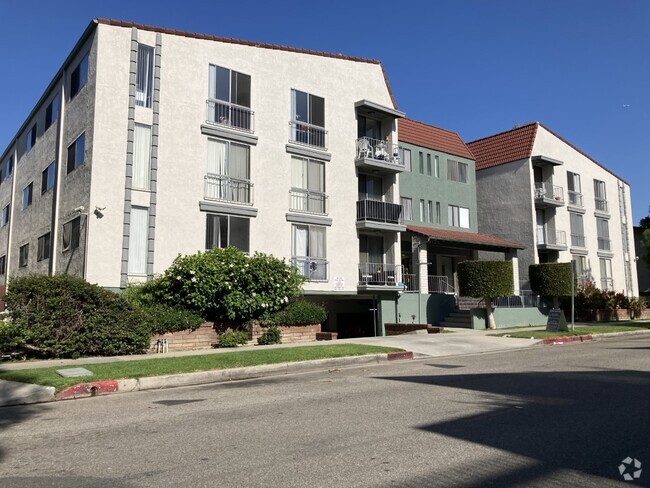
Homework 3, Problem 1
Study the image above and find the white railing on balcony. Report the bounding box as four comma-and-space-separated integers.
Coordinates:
534, 182, 564, 203
356, 200, 403, 225
571, 233, 586, 248
292, 257, 329, 282
402, 274, 419, 291
428, 275, 455, 294
289, 189, 328, 215
355, 137, 404, 167
601, 277, 614, 291
204, 174, 253, 205
568, 191, 583, 207
538, 228, 567, 247
289, 120, 327, 149
358, 263, 403, 286
493, 290, 539, 308
206, 99, 254, 132
595, 198, 609, 213
598, 238, 611, 251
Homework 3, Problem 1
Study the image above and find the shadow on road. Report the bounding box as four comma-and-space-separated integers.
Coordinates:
377, 369, 649, 487
0, 402, 49, 465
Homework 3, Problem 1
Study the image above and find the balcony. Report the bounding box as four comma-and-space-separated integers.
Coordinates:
534, 182, 564, 208
568, 191, 583, 208
595, 198, 609, 215
601, 277, 614, 291
289, 189, 328, 215
402, 273, 418, 291
289, 120, 327, 150
354, 137, 406, 175
358, 263, 403, 290
206, 99, 254, 133
292, 257, 329, 282
428, 275, 455, 294
356, 200, 405, 231
537, 228, 567, 251
571, 234, 586, 248
204, 174, 253, 205
598, 238, 611, 252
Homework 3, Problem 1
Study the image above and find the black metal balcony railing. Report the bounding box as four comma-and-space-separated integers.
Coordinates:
206, 99, 254, 132
204, 174, 253, 205
358, 263, 403, 286
291, 257, 328, 282
289, 189, 328, 215
356, 200, 403, 225
534, 182, 564, 203
595, 198, 609, 213
537, 229, 567, 247
355, 137, 404, 167
289, 120, 327, 150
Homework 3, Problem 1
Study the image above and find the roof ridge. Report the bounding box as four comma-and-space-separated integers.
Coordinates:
467, 121, 539, 145
402, 117, 461, 137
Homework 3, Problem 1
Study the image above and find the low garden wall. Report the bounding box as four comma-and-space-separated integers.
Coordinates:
385, 323, 428, 335
251, 322, 321, 343
576, 308, 650, 321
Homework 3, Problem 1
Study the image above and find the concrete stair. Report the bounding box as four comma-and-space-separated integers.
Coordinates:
441, 310, 473, 328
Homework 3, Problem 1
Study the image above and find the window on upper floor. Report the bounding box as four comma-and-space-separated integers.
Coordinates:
573, 255, 590, 283
447, 160, 468, 183
597, 217, 610, 251
128, 207, 148, 275
22, 183, 33, 210
5, 157, 12, 179
136, 44, 154, 108
290, 89, 325, 148
436, 202, 441, 224
37, 232, 51, 262
41, 161, 56, 194
208, 65, 252, 131
426, 154, 432, 176
45, 94, 60, 131
448, 205, 470, 228
399, 148, 411, 171
133, 124, 151, 190
291, 224, 327, 281
19, 244, 29, 268
418, 152, 424, 174
1, 205, 9, 227
290, 156, 326, 214
419, 199, 425, 222
62, 216, 80, 252
594, 179, 608, 212
67, 133, 85, 174
206, 138, 251, 205
400, 197, 412, 221
567, 171, 582, 207
570, 212, 585, 247
600, 258, 613, 290
427, 201, 433, 223
0, 255, 5, 275
70, 53, 89, 100
206, 214, 250, 254
26, 124, 37, 153
434, 156, 440, 178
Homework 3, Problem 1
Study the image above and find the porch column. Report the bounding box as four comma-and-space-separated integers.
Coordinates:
506, 250, 519, 294
413, 235, 428, 294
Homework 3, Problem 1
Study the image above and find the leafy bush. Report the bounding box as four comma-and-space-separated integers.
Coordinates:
5, 275, 151, 358
457, 261, 513, 299
630, 297, 647, 318
146, 247, 304, 322
261, 300, 327, 326
0, 321, 27, 354
144, 305, 205, 335
529, 263, 573, 297
217, 330, 249, 348
257, 326, 281, 345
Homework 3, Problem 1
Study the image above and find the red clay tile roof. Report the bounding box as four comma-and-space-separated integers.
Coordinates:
95, 19, 398, 109
466, 123, 538, 171
398, 118, 475, 160
407, 225, 525, 250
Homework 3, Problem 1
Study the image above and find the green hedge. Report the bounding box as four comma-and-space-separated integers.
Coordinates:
257, 326, 282, 345
457, 261, 513, 299
260, 300, 327, 326
529, 263, 573, 297
5, 275, 151, 358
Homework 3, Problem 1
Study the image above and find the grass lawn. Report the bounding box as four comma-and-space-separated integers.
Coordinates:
492, 322, 650, 339
0, 344, 402, 392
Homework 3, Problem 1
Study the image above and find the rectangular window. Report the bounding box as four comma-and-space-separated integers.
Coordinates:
574, 255, 589, 283
600, 258, 613, 290
37, 232, 51, 262
436, 202, 441, 224
22, 183, 33, 210
291, 224, 327, 281
128, 207, 149, 275
208, 64, 252, 131
596, 217, 610, 251
41, 161, 56, 194
1, 205, 9, 227
447, 160, 468, 183
62, 216, 81, 252
418, 152, 424, 174
19, 244, 29, 268
136, 44, 154, 108
290, 156, 326, 214
426, 154, 432, 176
206, 214, 250, 253
70, 53, 89, 99
448, 205, 470, 228
434, 155, 440, 178
399, 148, 412, 171
400, 197, 412, 221
594, 179, 608, 212
570, 213, 585, 247
419, 199, 425, 222
45, 94, 60, 130
0, 255, 5, 275
133, 124, 152, 189
26, 124, 37, 153
67, 132, 85, 174
5, 157, 12, 178
206, 139, 251, 204
427, 201, 433, 223
567, 171, 582, 206
291, 89, 325, 148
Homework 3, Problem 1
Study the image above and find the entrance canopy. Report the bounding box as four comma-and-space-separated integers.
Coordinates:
406, 225, 524, 252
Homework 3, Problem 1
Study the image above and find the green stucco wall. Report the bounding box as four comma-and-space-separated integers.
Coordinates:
470, 307, 548, 329
381, 292, 456, 328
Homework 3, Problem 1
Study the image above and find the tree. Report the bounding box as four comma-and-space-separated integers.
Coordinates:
457, 261, 513, 329
529, 263, 573, 309
640, 206, 650, 267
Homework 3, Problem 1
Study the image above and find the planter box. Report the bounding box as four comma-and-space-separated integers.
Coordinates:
316, 332, 338, 341
575, 309, 631, 322
385, 323, 429, 336
150, 322, 219, 353
251, 322, 321, 344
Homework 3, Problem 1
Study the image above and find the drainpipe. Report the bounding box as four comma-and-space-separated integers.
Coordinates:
50, 74, 66, 275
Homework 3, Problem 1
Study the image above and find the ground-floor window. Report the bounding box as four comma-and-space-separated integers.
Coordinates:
206, 214, 250, 254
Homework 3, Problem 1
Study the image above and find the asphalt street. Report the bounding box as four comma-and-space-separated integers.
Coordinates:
0, 336, 648, 487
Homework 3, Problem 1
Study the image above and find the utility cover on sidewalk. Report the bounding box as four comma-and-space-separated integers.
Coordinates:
56, 368, 94, 378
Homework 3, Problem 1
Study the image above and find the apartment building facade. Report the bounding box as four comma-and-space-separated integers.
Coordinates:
0, 19, 407, 337
468, 123, 638, 296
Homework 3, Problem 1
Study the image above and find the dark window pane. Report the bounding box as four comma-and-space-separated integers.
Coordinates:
75, 133, 85, 167
215, 66, 230, 102
309, 94, 324, 127
229, 216, 249, 253
219, 216, 228, 248
293, 90, 308, 122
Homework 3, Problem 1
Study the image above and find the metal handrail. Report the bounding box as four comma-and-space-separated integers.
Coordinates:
428, 275, 454, 294
289, 189, 328, 215
289, 120, 327, 150
204, 174, 253, 205
291, 257, 329, 282
358, 263, 403, 286
568, 191, 583, 207
356, 200, 404, 225
206, 99, 254, 133
595, 198, 609, 213
355, 137, 404, 166
534, 182, 564, 203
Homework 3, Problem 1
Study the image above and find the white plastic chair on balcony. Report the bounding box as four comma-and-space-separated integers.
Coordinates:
357, 138, 372, 159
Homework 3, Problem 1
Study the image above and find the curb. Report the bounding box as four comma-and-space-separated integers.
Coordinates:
31, 351, 415, 404
542, 329, 650, 345
543, 335, 593, 345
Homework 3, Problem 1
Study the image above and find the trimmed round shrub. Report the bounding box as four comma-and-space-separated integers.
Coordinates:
217, 330, 249, 348
260, 300, 327, 326
457, 261, 513, 299
529, 263, 572, 297
5, 274, 151, 358
257, 326, 281, 345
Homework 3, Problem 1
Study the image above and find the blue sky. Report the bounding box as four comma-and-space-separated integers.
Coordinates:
1, 0, 648, 223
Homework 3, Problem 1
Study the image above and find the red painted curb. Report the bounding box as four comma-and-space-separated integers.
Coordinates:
543, 335, 593, 345
56, 380, 120, 400
387, 351, 414, 361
